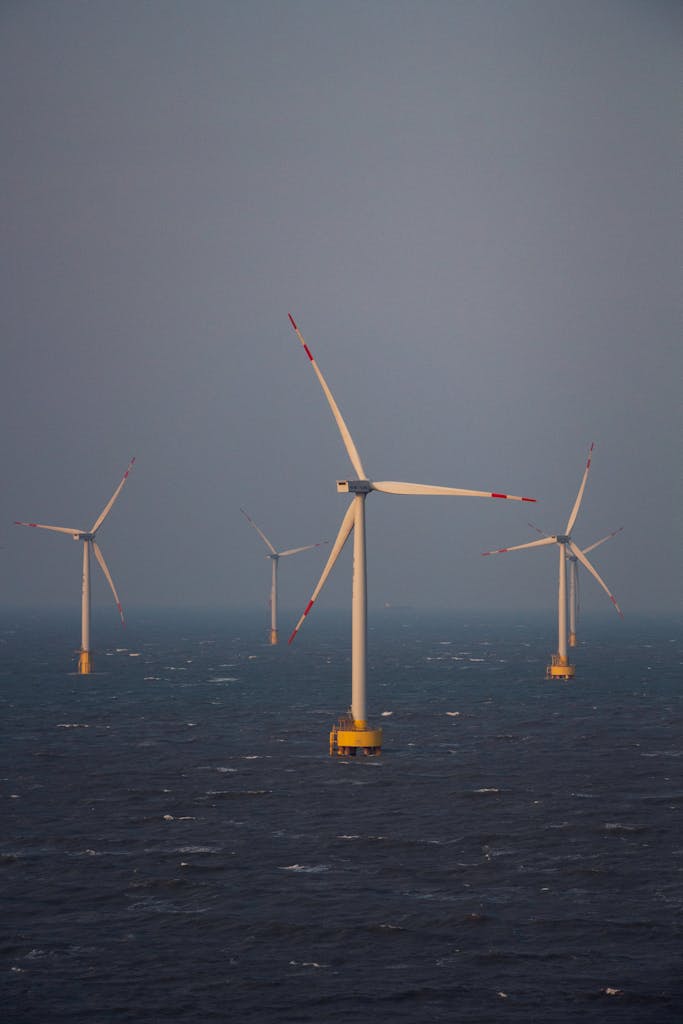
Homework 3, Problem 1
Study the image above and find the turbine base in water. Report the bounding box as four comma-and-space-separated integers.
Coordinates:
546, 654, 575, 680
78, 650, 93, 674
330, 713, 382, 756
269, 629, 278, 645
569, 631, 577, 648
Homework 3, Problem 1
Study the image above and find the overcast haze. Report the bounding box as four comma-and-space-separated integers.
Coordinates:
1, 1, 680, 624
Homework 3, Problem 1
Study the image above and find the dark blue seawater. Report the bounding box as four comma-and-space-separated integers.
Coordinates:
1, 608, 681, 1023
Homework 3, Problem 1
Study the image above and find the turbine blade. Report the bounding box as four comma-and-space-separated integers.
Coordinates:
278, 541, 329, 557
14, 521, 82, 537
372, 481, 536, 501
92, 541, 125, 624
91, 457, 135, 534
240, 507, 277, 554
565, 442, 594, 535
568, 541, 623, 618
528, 521, 549, 537
583, 526, 624, 555
288, 313, 367, 479
482, 536, 556, 556
288, 502, 356, 643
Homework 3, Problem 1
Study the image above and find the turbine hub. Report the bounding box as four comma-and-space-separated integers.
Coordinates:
76, 533, 94, 541
337, 479, 373, 494
556, 534, 570, 544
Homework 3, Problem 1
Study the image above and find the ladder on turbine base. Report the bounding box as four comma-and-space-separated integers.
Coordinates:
329, 712, 382, 757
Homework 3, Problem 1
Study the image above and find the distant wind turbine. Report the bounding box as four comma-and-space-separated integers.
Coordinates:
287, 313, 536, 755
483, 444, 623, 679
240, 507, 328, 645
528, 522, 624, 647
15, 458, 135, 674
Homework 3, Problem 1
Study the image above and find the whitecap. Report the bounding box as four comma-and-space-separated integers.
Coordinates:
177, 846, 218, 854
209, 676, 238, 683
445, 711, 460, 717
57, 723, 89, 729
381, 711, 393, 717
279, 864, 330, 873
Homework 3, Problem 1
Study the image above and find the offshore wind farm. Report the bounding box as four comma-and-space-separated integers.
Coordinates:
1, 3, 680, 1023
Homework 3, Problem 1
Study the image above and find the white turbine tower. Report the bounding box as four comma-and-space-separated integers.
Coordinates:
287, 313, 536, 755
483, 444, 623, 679
240, 507, 328, 645
528, 522, 624, 646
15, 457, 135, 674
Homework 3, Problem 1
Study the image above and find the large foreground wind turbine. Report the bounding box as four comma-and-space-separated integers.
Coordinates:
15, 458, 135, 674
483, 444, 622, 679
240, 507, 327, 645
287, 314, 535, 755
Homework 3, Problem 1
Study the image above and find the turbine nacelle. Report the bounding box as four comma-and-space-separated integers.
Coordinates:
76, 532, 94, 541
556, 534, 570, 544
337, 479, 373, 494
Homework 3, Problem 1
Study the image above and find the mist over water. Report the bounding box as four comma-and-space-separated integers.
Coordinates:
2, 609, 681, 1022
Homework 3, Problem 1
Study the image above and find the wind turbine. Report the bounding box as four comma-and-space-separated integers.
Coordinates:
528, 521, 624, 647
483, 444, 623, 679
240, 507, 328, 645
287, 313, 536, 755
15, 457, 135, 674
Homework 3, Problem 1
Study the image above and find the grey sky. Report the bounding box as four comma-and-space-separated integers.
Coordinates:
1, 0, 680, 621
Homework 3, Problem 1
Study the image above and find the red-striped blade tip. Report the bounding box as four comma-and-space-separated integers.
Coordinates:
288, 313, 298, 330
490, 493, 535, 502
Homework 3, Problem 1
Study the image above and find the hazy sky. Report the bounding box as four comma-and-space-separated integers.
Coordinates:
1, 0, 680, 623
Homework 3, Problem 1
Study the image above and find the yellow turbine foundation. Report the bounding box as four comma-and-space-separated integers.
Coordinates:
330, 713, 382, 756
270, 629, 278, 645
78, 650, 93, 675
546, 653, 575, 680
569, 631, 577, 648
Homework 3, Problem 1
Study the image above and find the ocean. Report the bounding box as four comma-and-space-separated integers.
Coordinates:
1, 607, 681, 1023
